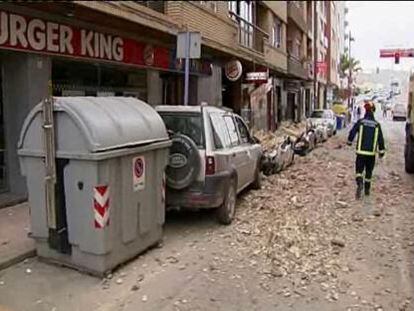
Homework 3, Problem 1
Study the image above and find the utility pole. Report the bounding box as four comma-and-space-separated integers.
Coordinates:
184, 31, 190, 106
347, 31, 354, 108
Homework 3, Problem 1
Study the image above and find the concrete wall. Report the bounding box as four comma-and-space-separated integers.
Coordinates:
2, 52, 51, 195
147, 70, 163, 106
197, 64, 222, 106
264, 1, 287, 23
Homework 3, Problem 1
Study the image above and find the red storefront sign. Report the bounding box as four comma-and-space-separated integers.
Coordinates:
316, 61, 327, 74
0, 10, 211, 75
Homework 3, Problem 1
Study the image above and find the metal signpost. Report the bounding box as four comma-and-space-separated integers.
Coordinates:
177, 31, 201, 105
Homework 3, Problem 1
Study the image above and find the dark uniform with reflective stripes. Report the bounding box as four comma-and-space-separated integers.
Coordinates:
347, 109, 385, 198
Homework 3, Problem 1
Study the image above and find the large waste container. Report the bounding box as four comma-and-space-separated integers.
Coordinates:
18, 97, 171, 275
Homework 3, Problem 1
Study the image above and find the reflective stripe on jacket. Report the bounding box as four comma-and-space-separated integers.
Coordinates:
348, 114, 385, 156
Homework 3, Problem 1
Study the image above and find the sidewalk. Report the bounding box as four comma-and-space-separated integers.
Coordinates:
0, 203, 35, 270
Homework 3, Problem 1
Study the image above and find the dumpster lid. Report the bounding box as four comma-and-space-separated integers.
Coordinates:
18, 97, 168, 153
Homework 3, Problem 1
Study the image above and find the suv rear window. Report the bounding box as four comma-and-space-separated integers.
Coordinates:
160, 113, 204, 148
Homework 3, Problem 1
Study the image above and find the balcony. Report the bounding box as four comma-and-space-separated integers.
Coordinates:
287, 1, 307, 33
288, 55, 308, 80
230, 12, 268, 54
135, 1, 165, 14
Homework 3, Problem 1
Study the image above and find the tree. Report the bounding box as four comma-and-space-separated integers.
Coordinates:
339, 54, 362, 78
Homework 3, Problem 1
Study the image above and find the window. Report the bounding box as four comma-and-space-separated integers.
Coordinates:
292, 38, 301, 59
160, 113, 204, 148
235, 116, 250, 144
228, 0, 237, 16
210, 113, 231, 149
272, 18, 282, 48
228, 1, 254, 48
224, 115, 240, 146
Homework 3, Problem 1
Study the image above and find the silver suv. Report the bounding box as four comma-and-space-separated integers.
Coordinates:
156, 105, 262, 224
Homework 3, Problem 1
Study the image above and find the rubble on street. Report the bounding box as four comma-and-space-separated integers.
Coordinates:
1, 125, 414, 311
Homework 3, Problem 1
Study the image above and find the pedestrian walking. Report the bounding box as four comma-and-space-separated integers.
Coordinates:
347, 101, 386, 199
356, 105, 361, 120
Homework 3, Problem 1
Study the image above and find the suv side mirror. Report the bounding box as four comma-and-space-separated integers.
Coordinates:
251, 136, 260, 144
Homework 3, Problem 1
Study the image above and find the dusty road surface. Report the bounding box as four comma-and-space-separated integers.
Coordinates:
1, 118, 413, 311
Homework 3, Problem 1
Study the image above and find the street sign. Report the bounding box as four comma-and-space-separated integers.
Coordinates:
132, 156, 145, 191
176, 32, 201, 59
177, 31, 201, 106
379, 48, 414, 58
246, 71, 268, 82
225, 60, 243, 81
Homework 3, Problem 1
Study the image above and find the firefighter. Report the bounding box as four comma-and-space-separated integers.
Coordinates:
347, 101, 386, 199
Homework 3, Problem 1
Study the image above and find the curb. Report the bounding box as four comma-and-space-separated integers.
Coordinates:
0, 249, 36, 271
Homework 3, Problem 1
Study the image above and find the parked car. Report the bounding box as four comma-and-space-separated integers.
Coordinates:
156, 105, 262, 224
309, 109, 337, 136
392, 104, 407, 121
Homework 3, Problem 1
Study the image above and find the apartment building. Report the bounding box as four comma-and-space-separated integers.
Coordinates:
315, 0, 329, 109
326, 0, 343, 105
0, 1, 291, 198
285, 1, 313, 122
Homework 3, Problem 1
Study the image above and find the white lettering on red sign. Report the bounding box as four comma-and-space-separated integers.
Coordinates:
0, 10, 124, 62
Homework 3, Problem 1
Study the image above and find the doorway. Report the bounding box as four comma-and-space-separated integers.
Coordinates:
287, 92, 296, 121
0, 61, 7, 193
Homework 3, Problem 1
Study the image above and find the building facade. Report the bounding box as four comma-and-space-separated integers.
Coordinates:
0, 1, 345, 198
0, 1, 288, 197
315, 0, 329, 109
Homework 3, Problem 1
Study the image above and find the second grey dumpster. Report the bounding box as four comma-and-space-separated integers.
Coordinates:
18, 97, 171, 275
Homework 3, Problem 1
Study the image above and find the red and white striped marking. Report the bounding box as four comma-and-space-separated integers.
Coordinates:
94, 185, 110, 229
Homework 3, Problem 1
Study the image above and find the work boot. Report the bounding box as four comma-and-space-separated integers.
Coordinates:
356, 183, 363, 200
355, 177, 363, 200
364, 182, 371, 196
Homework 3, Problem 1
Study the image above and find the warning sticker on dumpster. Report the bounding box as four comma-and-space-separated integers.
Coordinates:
133, 156, 145, 191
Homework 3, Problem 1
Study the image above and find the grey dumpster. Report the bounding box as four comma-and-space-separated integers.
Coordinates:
18, 97, 171, 275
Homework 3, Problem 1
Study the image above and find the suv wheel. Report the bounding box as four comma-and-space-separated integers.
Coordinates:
405, 136, 414, 173
251, 165, 262, 190
217, 180, 237, 225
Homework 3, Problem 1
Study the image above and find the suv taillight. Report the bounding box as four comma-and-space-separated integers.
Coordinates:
205, 156, 215, 175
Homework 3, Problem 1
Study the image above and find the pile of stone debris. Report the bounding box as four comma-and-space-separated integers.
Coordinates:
254, 121, 331, 176
236, 143, 355, 300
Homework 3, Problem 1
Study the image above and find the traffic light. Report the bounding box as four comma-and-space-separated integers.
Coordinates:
395, 53, 400, 64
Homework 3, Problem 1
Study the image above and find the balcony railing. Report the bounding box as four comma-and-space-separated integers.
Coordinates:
135, 1, 165, 14
288, 55, 307, 80
229, 11, 268, 54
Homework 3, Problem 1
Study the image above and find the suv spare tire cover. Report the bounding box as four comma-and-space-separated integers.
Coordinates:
166, 133, 201, 190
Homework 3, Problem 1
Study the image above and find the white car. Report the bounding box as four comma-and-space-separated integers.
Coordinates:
392, 104, 407, 121
309, 109, 337, 136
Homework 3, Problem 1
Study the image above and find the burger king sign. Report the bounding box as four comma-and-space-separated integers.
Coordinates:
225, 60, 242, 82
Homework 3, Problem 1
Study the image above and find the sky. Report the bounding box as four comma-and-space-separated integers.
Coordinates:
346, 1, 414, 72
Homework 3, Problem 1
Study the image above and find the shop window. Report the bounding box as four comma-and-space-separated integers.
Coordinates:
52, 59, 147, 100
